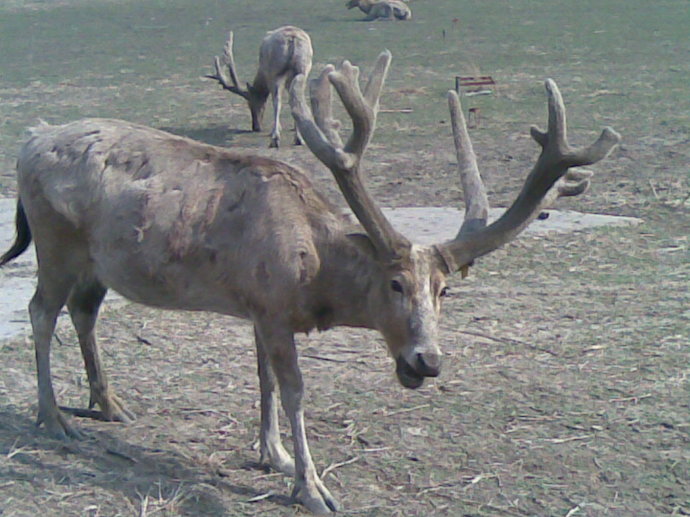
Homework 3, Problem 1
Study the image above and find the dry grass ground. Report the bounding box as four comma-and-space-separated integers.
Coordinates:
0, 0, 688, 515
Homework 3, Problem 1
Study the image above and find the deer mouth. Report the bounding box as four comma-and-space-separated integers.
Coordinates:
395, 356, 425, 389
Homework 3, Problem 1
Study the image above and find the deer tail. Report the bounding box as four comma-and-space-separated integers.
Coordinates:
0, 199, 32, 266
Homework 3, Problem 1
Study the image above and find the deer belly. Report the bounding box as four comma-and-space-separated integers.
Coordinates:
91, 248, 251, 317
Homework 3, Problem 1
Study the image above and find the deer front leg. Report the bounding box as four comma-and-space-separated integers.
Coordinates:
254, 321, 339, 515
254, 325, 295, 476
29, 277, 82, 439
269, 81, 284, 148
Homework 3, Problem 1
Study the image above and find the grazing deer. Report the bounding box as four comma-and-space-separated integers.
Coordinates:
207, 26, 313, 148
0, 50, 619, 514
346, 0, 412, 21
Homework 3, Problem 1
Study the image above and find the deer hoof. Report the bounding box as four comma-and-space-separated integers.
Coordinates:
292, 478, 340, 514
98, 393, 136, 423
37, 407, 84, 440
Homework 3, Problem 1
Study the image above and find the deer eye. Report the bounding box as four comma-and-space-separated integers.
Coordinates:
390, 279, 404, 293
439, 286, 450, 298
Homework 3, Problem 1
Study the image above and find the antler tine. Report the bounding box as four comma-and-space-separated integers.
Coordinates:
538, 169, 593, 211
555, 168, 593, 197
309, 65, 343, 148
530, 79, 620, 167
436, 79, 620, 274
290, 53, 410, 261
447, 90, 489, 237
329, 50, 391, 158
291, 73, 344, 169
222, 31, 243, 90
363, 49, 392, 109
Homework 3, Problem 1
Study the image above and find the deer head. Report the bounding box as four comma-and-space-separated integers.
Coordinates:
207, 31, 268, 132
291, 51, 620, 389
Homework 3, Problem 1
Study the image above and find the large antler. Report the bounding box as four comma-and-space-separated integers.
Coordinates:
290, 51, 411, 261
206, 31, 250, 100
435, 80, 620, 274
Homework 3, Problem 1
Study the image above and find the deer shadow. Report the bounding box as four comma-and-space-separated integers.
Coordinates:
0, 405, 292, 514
158, 125, 255, 148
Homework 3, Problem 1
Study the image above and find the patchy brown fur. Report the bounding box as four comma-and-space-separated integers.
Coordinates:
4, 116, 450, 514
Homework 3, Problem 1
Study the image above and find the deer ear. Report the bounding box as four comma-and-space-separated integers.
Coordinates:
346, 232, 379, 259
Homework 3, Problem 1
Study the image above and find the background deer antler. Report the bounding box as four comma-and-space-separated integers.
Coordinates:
206, 31, 250, 99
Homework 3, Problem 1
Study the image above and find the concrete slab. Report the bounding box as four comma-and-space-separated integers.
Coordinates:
0, 199, 642, 341
384, 207, 642, 245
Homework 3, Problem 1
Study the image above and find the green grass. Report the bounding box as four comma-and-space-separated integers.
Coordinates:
2, 0, 688, 209
1, 0, 688, 140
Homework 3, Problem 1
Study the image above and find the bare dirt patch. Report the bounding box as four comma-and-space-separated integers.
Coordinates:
1, 220, 687, 516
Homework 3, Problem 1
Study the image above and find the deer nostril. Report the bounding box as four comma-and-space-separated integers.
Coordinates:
416, 352, 441, 377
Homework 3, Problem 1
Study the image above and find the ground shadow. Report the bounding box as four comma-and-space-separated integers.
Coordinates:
0, 405, 292, 515
158, 125, 254, 148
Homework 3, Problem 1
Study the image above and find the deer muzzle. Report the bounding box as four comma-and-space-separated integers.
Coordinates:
395, 352, 441, 389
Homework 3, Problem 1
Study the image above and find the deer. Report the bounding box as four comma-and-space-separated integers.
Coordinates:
207, 25, 313, 148
0, 49, 619, 514
346, 0, 412, 21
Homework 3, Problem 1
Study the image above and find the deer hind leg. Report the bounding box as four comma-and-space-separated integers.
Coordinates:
254, 320, 339, 514
29, 266, 81, 439
286, 76, 305, 146
62, 279, 135, 424
268, 79, 286, 148
254, 325, 295, 476
293, 125, 304, 146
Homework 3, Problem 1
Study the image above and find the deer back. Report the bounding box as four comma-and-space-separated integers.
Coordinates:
253, 26, 313, 92
17, 119, 340, 316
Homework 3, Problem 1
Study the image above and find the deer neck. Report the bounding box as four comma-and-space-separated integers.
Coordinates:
247, 78, 270, 132
250, 73, 271, 100
304, 235, 384, 332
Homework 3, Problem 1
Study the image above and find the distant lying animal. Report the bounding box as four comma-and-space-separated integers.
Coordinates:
346, 0, 412, 21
